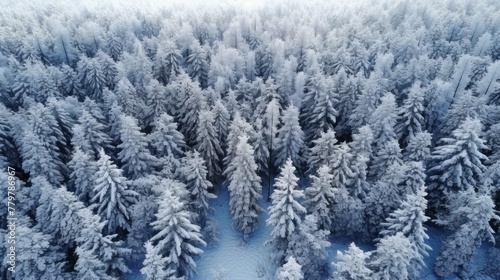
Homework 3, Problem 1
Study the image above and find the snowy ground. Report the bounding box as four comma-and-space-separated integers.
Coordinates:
126, 184, 495, 280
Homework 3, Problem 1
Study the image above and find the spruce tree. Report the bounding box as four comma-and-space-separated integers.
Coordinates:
196, 110, 223, 181
149, 189, 206, 278
92, 149, 138, 234
332, 243, 372, 280
305, 165, 335, 230
267, 158, 307, 264
278, 257, 304, 280
227, 135, 263, 236
118, 114, 157, 180
275, 105, 305, 169
307, 129, 338, 175
178, 151, 217, 224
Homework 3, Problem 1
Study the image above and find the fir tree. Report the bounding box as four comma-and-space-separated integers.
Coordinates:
371, 233, 421, 280
92, 149, 138, 234
428, 118, 488, 198
288, 214, 331, 279
278, 257, 304, 280
404, 131, 432, 164
396, 82, 425, 145
196, 110, 223, 181
306, 129, 338, 175
332, 243, 372, 280
275, 105, 305, 169
305, 165, 335, 230
72, 110, 112, 159
149, 189, 206, 278
118, 114, 157, 180
267, 158, 307, 264
68, 148, 97, 203
178, 151, 217, 224
227, 135, 263, 236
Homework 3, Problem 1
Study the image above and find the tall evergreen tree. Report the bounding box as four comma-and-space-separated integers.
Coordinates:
149, 189, 206, 278
178, 151, 217, 224
428, 118, 488, 203
226, 135, 263, 236
118, 114, 157, 180
396, 82, 425, 145
307, 129, 338, 175
196, 110, 223, 181
332, 243, 372, 280
275, 105, 305, 169
92, 149, 138, 234
267, 158, 307, 264
305, 165, 335, 230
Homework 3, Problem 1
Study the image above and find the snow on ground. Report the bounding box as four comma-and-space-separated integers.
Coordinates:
126, 183, 496, 280
192, 186, 275, 280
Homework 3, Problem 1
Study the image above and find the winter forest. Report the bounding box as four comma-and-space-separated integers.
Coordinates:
1, 0, 500, 279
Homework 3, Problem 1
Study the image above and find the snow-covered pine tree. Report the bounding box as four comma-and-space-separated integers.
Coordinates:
365, 163, 405, 237
305, 165, 335, 230
303, 77, 339, 144
349, 125, 374, 160
402, 161, 426, 196
288, 214, 331, 279
396, 82, 425, 145
350, 155, 370, 200
196, 109, 223, 181
118, 114, 157, 180
332, 243, 372, 280
92, 149, 138, 235
369, 139, 403, 181
404, 131, 432, 164
380, 186, 431, 278
370, 232, 421, 280
149, 188, 206, 278
115, 77, 146, 122
275, 105, 305, 170
434, 189, 500, 278
68, 148, 97, 203
186, 41, 209, 89
369, 93, 399, 154
211, 98, 230, 152
178, 151, 216, 224
428, 118, 488, 207
148, 112, 185, 160
329, 142, 355, 190
72, 110, 112, 159
223, 112, 256, 178
153, 41, 182, 86
252, 118, 270, 176
179, 83, 207, 146
144, 79, 169, 127
277, 257, 304, 280
307, 129, 338, 175
267, 158, 307, 264
226, 135, 263, 236
140, 241, 170, 280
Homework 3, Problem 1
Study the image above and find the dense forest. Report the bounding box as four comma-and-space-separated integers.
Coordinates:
1, 0, 500, 279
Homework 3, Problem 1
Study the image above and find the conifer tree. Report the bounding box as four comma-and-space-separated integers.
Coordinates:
178, 151, 217, 224
227, 135, 263, 236
381, 186, 431, 277
305, 165, 335, 230
288, 214, 331, 279
72, 110, 112, 159
148, 112, 185, 159
396, 82, 425, 145
371, 233, 421, 280
278, 257, 304, 280
211, 99, 231, 152
307, 129, 338, 175
118, 114, 157, 180
428, 118, 488, 199
149, 189, 206, 278
92, 149, 138, 234
196, 110, 223, 181
275, 105, 305, 169
267, 158, 307, 264
68, 148, 97, 203
404, 131, 432, 164
434, 189, 500, 278
332, 243, 372, 280
252, 118, 270, 176
223, 112, 256, 178
140, 241, 170, 280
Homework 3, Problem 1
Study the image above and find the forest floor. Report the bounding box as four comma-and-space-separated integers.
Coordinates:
127, 184, 495, 280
